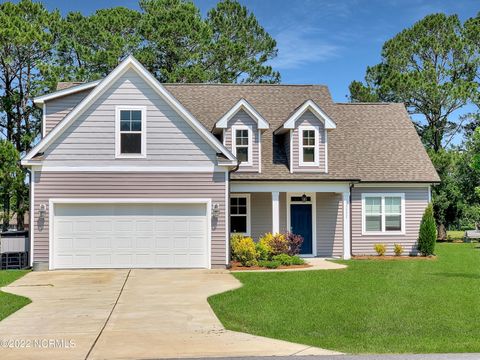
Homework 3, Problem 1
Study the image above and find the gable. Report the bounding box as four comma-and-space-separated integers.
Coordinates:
40, 69, 222, 167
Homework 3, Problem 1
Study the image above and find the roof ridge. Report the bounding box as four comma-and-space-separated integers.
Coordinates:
163, 83, 329, 87
335, 102, 399, 105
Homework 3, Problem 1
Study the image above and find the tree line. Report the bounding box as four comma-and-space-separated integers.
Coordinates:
350, 13, 480, 235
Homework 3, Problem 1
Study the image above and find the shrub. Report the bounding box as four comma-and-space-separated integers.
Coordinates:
259, 232, 288, 256
374, 243, 386, 256
285, 232, 304, 255
394, 243, 404, 256
259, 260, 281, 269
273, 253, 294, 266
256, 241, 271, 261
230, 233, 245, 261
290, 255, 305, 265
231, 236, 258, 266
418, 203, 436, 256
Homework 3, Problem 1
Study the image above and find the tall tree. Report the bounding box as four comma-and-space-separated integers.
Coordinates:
205, 0, 279, 83
349, 14, 478, 152
0, 0, 59, 229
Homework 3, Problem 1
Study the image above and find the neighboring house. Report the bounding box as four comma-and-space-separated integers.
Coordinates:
21, 56, 439, 270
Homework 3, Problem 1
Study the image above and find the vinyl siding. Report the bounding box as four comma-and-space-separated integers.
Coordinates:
351, 187, 429, 255
44, 90, 91, 135
223, 109, 260, 172
250, 192, 272, 240
42, 69, 218, 166
33, 172, 227, 268
316, 193, 343, 257
292, 111, 326, 172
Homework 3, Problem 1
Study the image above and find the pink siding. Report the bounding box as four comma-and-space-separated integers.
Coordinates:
33, 172, 227, 268
223, 109, 260, 172
351, 187, 429, 255
44, 90, 91, 135
291, 111, 327, 172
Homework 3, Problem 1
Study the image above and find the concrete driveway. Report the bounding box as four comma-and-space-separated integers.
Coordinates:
0, 269, 340, 360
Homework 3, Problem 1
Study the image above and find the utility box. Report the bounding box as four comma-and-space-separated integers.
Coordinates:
0, 231, 29, 253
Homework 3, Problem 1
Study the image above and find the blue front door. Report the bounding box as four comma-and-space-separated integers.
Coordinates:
290, 204, 313, 255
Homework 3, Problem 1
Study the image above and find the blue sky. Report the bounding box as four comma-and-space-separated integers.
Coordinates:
35, 0, 479, 103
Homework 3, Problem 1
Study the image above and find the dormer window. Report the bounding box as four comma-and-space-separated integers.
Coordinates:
115, 106, 146, 158
299, 125, 319, 166
232, 125, 252, 166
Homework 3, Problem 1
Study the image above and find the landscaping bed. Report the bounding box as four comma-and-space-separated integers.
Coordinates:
230, 260, 311, 271
352, 255, 437, 261
209, 243, 480, 354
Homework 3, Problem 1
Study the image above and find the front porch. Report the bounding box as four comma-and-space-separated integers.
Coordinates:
230, 182, 351, 259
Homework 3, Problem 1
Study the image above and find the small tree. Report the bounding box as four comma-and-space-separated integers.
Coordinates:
418, 203, 437, 256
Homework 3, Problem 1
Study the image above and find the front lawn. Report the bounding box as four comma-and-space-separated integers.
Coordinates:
209, 243, 480, 354
447, 230, 465, 241
0, 270, 31, 321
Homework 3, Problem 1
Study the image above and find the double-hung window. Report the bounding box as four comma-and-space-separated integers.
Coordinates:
116, 106, 146, 158
362, 193, 405, 234
299, 126, 319, 166
230, 194, 250, 235
232, 126, 252, 166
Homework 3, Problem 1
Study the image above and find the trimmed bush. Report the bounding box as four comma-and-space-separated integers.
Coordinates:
259, 232, 288, 256
230, 233, 245, 261
259, 260, 281, 269
273, 253, 294, 266
231, 236, 258, 266
374, 243, 386, 256
285, 232, 303, 255
256, 241, 271, 261
290, 255, 305, 265
394, 243, 404, 256
418, 203, 436, 256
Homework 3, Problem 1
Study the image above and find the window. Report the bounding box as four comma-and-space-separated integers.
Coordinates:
299, 126, 319, 166
116, 106, 146, 158
362, 193, 405, 234
230, 195, 250, 235
232, 126, 252, 166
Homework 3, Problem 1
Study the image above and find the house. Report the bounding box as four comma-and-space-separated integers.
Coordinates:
21, 56, 439, 270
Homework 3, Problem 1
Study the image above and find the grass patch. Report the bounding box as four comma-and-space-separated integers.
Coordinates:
0, 270, 31, 321
209, 243, 480, 354
447, 230, 465, 241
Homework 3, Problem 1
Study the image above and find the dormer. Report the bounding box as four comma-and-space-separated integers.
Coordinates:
213, 99, 269, 173
274, 100, 336, 173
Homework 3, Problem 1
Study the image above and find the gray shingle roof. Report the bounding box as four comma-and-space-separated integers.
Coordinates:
164, 84, 439, 183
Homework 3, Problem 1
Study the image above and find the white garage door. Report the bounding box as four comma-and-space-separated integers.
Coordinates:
52, 203, 208, 269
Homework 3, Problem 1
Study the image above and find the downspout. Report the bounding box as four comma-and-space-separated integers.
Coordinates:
349, 182, 354, 258
225, 162, 240, 268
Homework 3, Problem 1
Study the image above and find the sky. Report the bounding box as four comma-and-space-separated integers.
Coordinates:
33, 0, 479, 103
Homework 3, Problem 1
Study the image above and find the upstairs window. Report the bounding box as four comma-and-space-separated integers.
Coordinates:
116, 107, 146, 158
299, 125, 319, 166
232, 125, 252, 166
362, 193, 405, 234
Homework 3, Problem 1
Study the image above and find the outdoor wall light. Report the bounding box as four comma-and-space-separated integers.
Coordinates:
39, 204, 47, 218
301, 194, 308, 202
212, 203, 220, 217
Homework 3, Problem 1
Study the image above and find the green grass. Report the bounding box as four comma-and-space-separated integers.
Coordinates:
447, 230, 465, 241
0, 270, 31, 321
209, 243, 480, 354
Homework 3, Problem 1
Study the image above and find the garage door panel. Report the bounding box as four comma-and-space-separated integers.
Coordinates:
53, 203, 208, 269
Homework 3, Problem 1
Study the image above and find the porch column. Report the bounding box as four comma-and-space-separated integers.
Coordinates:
272, 191, 280, 234
342, 191, 351, 260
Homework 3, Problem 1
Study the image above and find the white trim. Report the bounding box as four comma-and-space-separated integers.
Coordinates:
215, 99, 269, 129
28, 166, 229, 172
324, 128, 328, 173
289, 130, 293, 173
231, 125, 253, 167
229, 193, 251, 236
42, 103, 46, 138
30, 168, 35, 266
34, 80, 101, 104
225, 172, 229, 265
361, 193, 406, 235
258, 129, 262, 173
428, 185, 432, 202
115, 106, 147, 158
272, 191, 280, 233
355, 183, 432, 188
281, 100, 336, 130
48, 197, 212, 270
342, 191, 351, 260
23, 56, 236, 163
231, 181, 350, 193
286, 192, 317, 257
298, 125, 320, 166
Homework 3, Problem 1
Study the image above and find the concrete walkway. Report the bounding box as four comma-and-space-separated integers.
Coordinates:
0, 269, 340, 360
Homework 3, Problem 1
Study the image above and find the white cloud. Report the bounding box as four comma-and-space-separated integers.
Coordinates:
270, 26, 342, 69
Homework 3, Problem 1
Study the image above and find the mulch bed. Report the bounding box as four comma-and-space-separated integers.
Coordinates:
229, 261, 312, 271
352, 255, 437, 261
